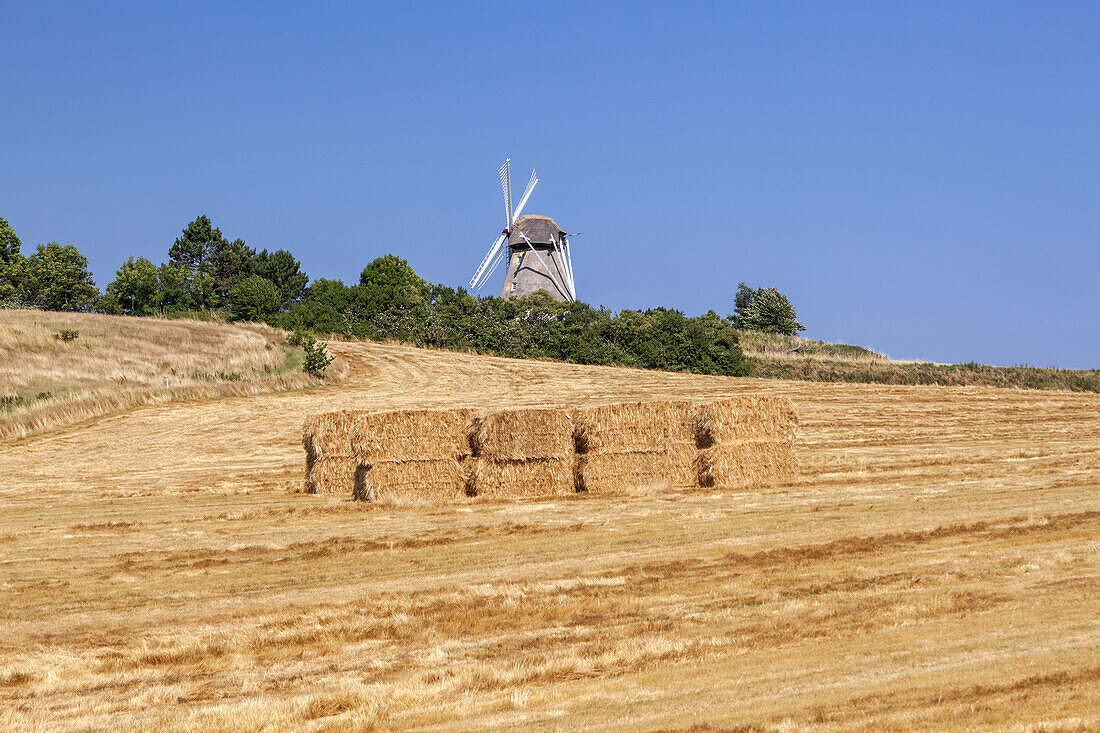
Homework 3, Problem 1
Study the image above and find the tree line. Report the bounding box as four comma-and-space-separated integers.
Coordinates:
0, 214, 806, 377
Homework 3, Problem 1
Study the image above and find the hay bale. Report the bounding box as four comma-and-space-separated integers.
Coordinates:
302, 412, 355, 461
470, 407, 573, 460
576, 452, 674, 493
353, 459, 465, 502
462, 457, 479, 497
667, 401, 704, 485
573, 402, 674, 454
346, 408, 475, 462
694, 396, 798, 447
667, 400, 703, 444
669, 441, 698, 486
695, 440, 796, 489
304, 456, 357, 495
469, 458, 574, 498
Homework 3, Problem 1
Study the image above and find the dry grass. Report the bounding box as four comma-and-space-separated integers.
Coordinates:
1, 316, 1098, 730
736, 329, 1100, 391
0, 309, 318, 439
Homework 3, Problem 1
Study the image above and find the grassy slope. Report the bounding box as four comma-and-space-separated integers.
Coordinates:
736, 330, 1100, 391
0, 309, 321, 440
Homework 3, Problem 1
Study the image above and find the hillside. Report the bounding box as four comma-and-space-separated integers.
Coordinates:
1, 316, 1097, 730
0, 309, 322, 440
737, 330, 1100, 391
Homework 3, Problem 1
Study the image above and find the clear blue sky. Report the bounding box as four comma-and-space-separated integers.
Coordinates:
3, 2, 1098, 367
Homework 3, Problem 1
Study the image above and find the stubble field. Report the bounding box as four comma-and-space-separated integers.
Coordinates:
1, 324, 1098, 731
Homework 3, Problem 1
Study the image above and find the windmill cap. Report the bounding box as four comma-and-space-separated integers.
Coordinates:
509, 215, 565, 245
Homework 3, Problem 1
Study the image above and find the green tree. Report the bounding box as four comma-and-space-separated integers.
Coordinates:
169, 215, 226, 308
23, 242, 99, 311
0, 217, 21, 265
104, 257, 160, 315
155, 262, 193, 312
732, 282, 755, 324
252, 249, 308, 307
0, 217, 25, 302
229, 275, 281, 323
730, 282, 805, 335
280, 278, 349, 334
211, 238, 256, 306
358, 255, 427, 312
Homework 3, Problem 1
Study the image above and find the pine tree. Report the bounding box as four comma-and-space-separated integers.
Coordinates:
730, 283, 805, 335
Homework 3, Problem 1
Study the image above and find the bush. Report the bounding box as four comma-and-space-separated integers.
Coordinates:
229, 275, 281, 323
301, 334, 334, 377
54, 329, 79, 341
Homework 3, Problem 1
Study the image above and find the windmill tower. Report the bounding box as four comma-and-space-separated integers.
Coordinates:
468, 159, 577, 302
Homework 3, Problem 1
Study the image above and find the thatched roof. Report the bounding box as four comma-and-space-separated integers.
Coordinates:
509, 215, 564, 246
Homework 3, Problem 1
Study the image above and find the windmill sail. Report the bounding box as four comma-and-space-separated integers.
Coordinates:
469, 232, 507, 291
512, 170, 537, 222
499, 159, 513, 229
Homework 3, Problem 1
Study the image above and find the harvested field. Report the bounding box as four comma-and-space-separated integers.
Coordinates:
1, 327, 1098, 731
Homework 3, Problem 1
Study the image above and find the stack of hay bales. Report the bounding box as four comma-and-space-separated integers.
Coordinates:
302, 412, 356, 495
303, 408, 473, 501
466, 407, 574, 497
348, 408, 473, 502
693, 396, 798, 489
302, 396, 798, 500
573, 402, 675, 492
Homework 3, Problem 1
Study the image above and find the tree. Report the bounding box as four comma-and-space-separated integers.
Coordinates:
155, 262, 193, 312
105, 257, 160, 315
0, 217, 21, 266
0, 217, 25, 302
252, 249, 308, 307
210, 238, 256, 306
280, 278, 349, 334
23, 242, 99, 311
229, 275, 281, 323
169, 215, 226, 308
729, 282, 805, 335
732, 282, 755, 322
358, 255, 427, 312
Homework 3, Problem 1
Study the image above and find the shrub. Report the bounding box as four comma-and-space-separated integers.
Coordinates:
1, 394, 26, 410
54, 329, 79, 341
301, 334, 334, 378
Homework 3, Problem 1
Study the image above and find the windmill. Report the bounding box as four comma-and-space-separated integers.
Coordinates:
468, 159, 577, 302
